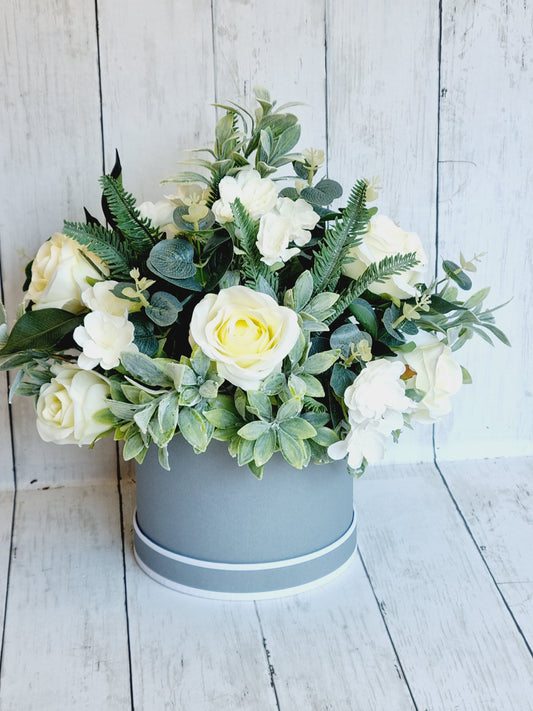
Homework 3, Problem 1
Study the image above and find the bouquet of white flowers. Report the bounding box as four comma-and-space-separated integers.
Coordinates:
0, 87, 507, 478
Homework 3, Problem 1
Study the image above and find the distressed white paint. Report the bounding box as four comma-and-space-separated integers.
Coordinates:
438, 457, 533, 645
436, 0, 533, 459
98, 0, 216, 201
327, 0, 440, 465
0, 484, 131, 710
0, 0, 117, 488
256, 556, 416, 710
354, 461, 533, 710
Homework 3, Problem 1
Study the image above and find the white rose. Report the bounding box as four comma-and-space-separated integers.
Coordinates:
328, 420, 391, 470
256, 198, 320, 266
27, 233, 108, 313
256, 212, 301, 266
137, 200, 176, 229
81, 280, 140, 316
399, 331, 463, 423
343, 214, 427, 299
277, 197, 320, 246
344, 359, 413, 427
74, 310, 138, 371
328, 359, 413, 468
212, 169, 278, 223
189, 285, 299, 390
36, 364, 111, 446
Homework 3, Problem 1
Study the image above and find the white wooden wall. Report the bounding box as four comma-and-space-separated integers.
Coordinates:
0, 0, 531, 492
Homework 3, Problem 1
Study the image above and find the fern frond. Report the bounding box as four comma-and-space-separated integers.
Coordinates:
99, 175, 159, 257
311, 180, 372, 296
63, 221, 133, 279
326, 252, 420, 324
231, 198, 278, 293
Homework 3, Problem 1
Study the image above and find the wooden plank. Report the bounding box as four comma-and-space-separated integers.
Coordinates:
0, 0, 118, 488
214, 0, 327, 151
354, 461, 533, 710
0, 491, 15, 658
436, 0, 533, 459
120, 472, 278, 711
327, 0, 440, 464
255, 556, 416, 710
0, 484, 131, 709
98, 0, 216, 200
438, 457, 533, 645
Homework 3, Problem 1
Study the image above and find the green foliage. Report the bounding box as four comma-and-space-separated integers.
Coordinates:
311, 179, 374, 296
63, 221, 132, 279
99, 174, 158, 257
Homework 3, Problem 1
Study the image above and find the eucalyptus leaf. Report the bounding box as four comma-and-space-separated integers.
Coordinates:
146, 292, 183, 327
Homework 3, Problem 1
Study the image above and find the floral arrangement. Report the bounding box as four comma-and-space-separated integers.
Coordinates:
0, 88, 507, 477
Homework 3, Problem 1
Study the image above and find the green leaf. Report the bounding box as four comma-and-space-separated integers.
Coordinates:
246, 391, 272, 420
443, 260, 472, 291
157, 392, 180, 433
237, 420, 271, 440
130, 314, 158, 356
287, 374, 306, 398
63, 221, 132, 278
461, 366, 472, 384
123, 432, 147, 461
237, 437, 255, 466
147, 239, 196, 282
178, 407, 210, 452
120, 351, 173, 386
0, 309, 83, 355
292, 270, 314, 311
300, 178, 343, 206
134, 401, 159, 434
99, 174, 157, 256
277, 398, 302, 421
254, 429, 277, 467
279, 418, 317, 440
302, 349, 340, 375
348, 298, 378, 338
298, 373, 325, 397
312, 426, 339, 447
261, 372, 286, 396
330, 363, 356, 397
204, 408, 241, 429
278, 430, 307, 469
145, 291, 183, 327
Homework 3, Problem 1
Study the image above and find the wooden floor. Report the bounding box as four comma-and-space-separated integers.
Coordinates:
0, 457, 532, 710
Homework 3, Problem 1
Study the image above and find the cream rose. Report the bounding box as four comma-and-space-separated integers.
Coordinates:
211, 169, 278, 224
36, 365, 111, 446
137, 200, 175, 228
189, 285, 300, 390
257, 198, 320, 266
343, 215, 427, 299
399, 332, 463, 423
27, 233, 108, 313
74, 311, 137, 371
328, 420, 391, 470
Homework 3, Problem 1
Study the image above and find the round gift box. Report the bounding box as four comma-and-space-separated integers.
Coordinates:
134, 437, 357, 599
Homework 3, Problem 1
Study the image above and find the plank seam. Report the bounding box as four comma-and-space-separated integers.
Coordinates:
434, 0, 443, 278
117, 450, 135, 711
94, 0, 106, 175
324, 0, 330, 176
210, 0, 219, 108
0, 490, 16, 687
254, 602, 282, 711
357, 549, 420, 711
432, 443, 533, 660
